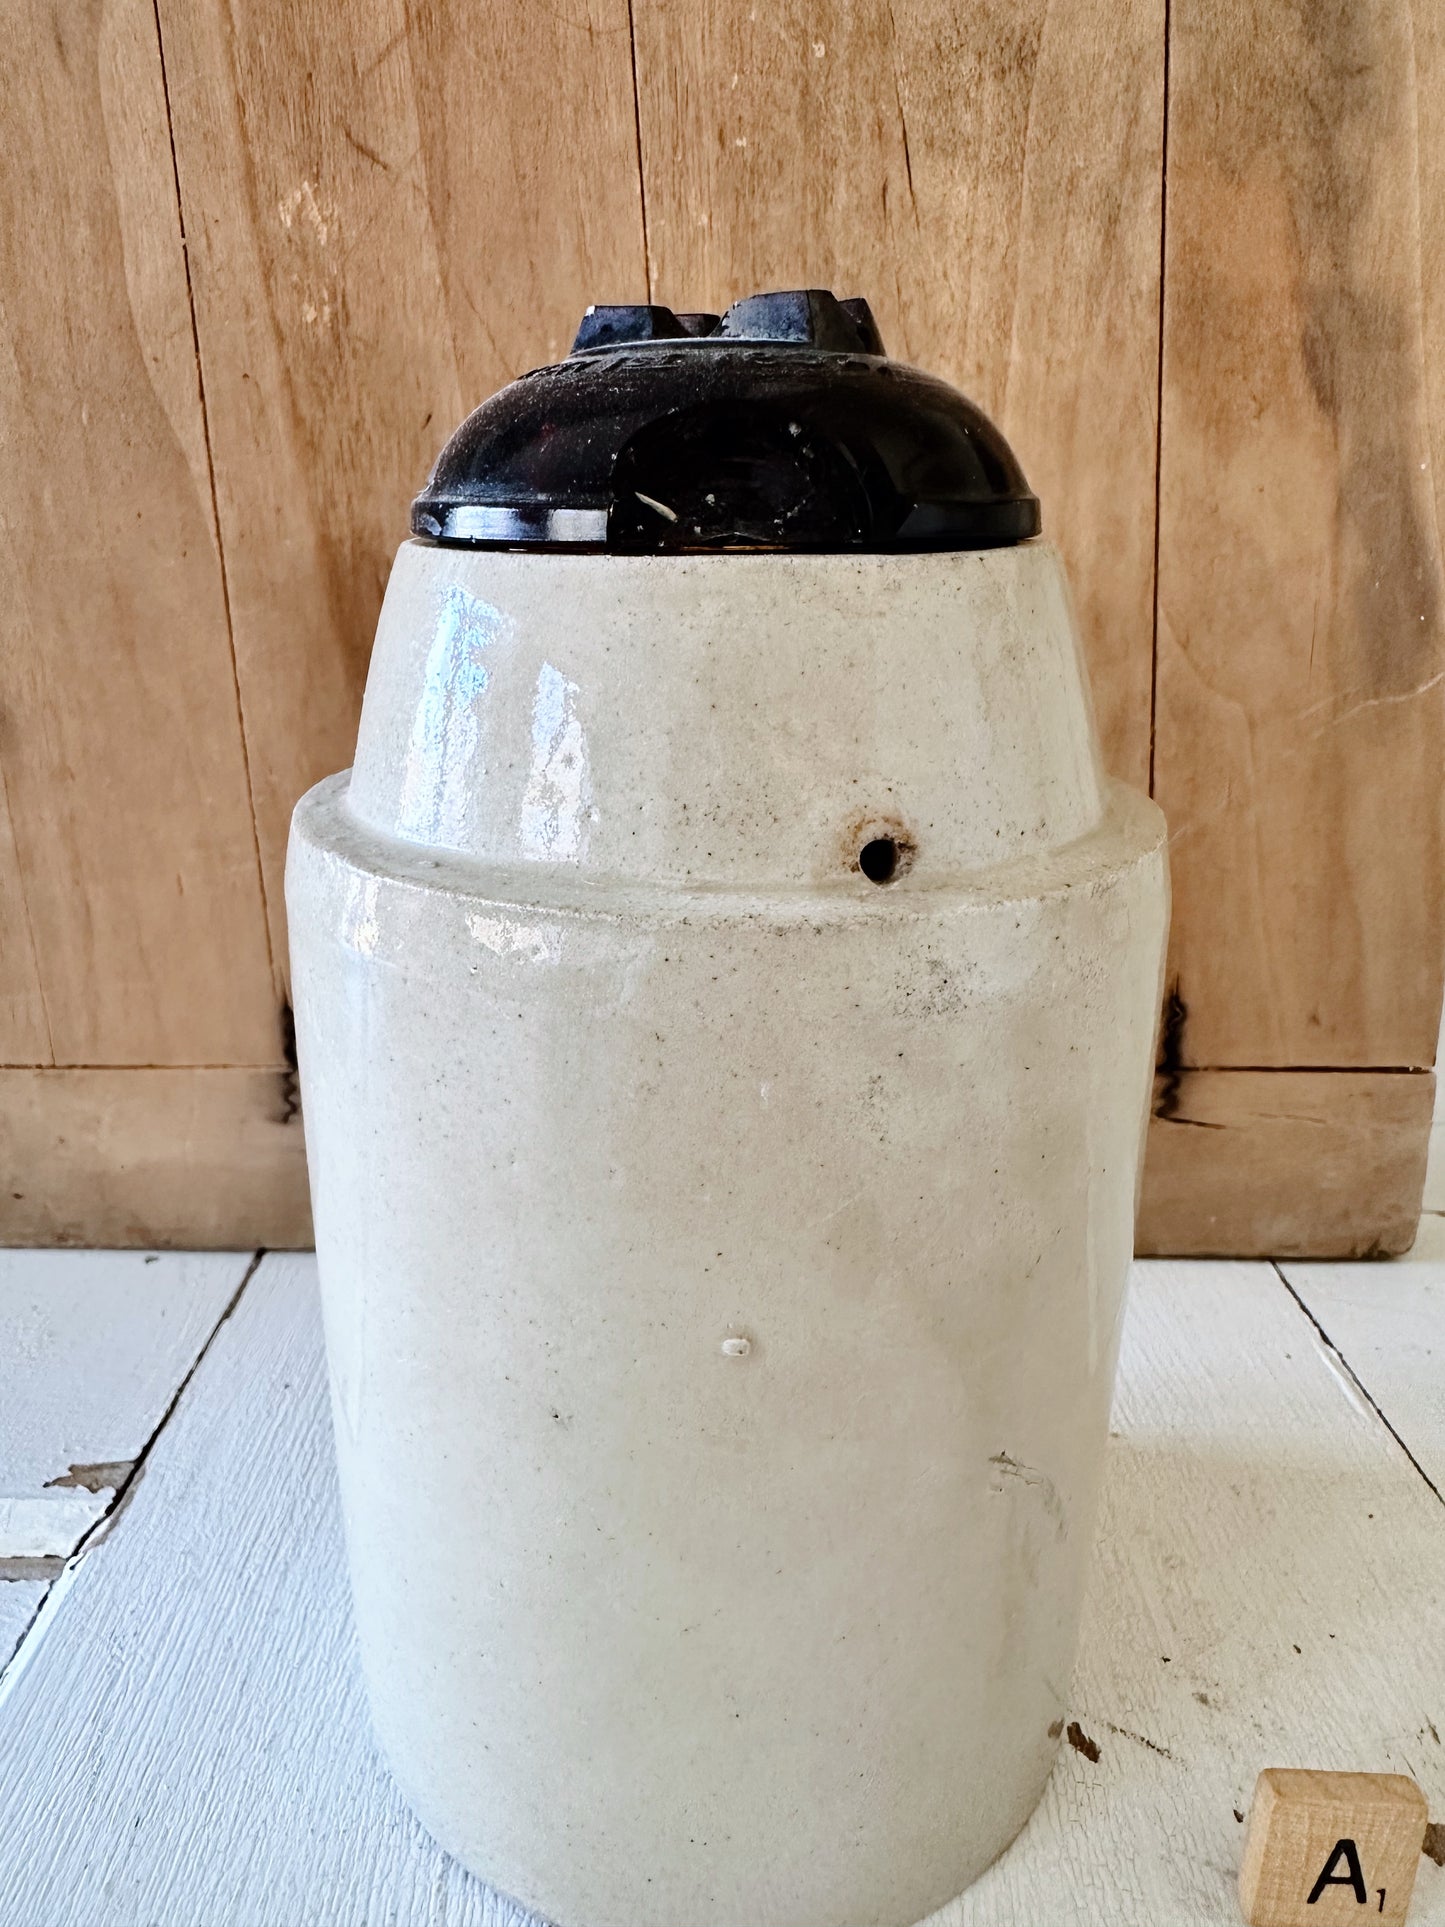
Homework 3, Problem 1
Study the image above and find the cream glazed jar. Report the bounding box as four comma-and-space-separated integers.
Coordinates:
287, 290, 1168, 1927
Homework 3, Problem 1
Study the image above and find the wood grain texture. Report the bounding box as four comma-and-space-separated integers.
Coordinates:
154, 0, 647, 974
1154, 0, 1445, 1069
1, 1256, 1444, 1923
632, 0, 1165, 788
1138, 1069, 1435, 1258
0, 0, 277, 1067
0, 1070, 310, 1249
2, 0, 1438, 1249
1239, 1769, 1427, 1927
0, 779, 48, 1064
0, 1250, 247, 1557
1282, 1255, 1445, 1494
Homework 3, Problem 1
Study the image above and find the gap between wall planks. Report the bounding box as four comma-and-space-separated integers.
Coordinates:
1, 0, 1441, 1253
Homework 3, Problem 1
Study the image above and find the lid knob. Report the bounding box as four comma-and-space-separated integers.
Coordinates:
573, 305, 722, 351
715, 290, 884, 353
571, 290, 885, 357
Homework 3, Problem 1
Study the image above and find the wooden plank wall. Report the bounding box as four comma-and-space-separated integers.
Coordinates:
1139, 0, 1444, 1255
1, 0, 1440, 1254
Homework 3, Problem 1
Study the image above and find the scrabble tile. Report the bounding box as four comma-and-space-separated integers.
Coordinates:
1239, 1768, 1428, 1927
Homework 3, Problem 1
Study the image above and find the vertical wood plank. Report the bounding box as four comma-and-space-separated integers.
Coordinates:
0, 780, 49, 1063
155, 0, 648, 972
631, 0, 1166, 787
1155, 0, 1445, 1069
0, 0, 278, 1067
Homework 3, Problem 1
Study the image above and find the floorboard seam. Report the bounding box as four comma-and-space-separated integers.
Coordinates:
74, 1248, 268, 1554
0, 1248, 267, 1695
1273, 1260, 1445, 1511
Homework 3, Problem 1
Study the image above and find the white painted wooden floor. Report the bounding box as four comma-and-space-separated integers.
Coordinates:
1, 1239, 1442, 1926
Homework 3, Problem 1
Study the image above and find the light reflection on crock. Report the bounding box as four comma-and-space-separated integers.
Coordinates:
339, 874, 381, 957
397, 582, 506, 847
519, 661, 595, 863
466, 912, 562, 966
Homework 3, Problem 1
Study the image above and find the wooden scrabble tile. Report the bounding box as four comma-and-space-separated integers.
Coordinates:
1239, 1768, 1428, 1926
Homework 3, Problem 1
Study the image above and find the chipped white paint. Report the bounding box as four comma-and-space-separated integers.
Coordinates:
288, 542, 1168, 1926
1, 1254, 1444, 1925
276, 177, 333, 242
0, 1493, 106, 1559
0, 1250, 249, 1559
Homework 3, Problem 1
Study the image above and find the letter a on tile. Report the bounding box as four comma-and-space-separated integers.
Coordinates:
1305, 1838, 1366, 1906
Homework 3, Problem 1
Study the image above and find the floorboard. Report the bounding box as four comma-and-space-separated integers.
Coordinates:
1280, 1254, 1445, 1500
0, 1249, 253, 1692
0, 1253, 1439, 1925
0, 1253, 508, 1927
949, 1260, 1445, 1924
0, 1249, 253, 1558
0, 1580, 47, 1674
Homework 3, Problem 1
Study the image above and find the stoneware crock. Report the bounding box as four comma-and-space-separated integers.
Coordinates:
287, 289, 1169, 1927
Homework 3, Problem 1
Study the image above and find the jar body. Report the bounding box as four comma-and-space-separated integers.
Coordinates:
287, 545, 1167, 1927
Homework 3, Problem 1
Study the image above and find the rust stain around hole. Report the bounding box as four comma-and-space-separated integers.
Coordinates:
839, 811, 917, 882
44, 1459, 134, 1493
